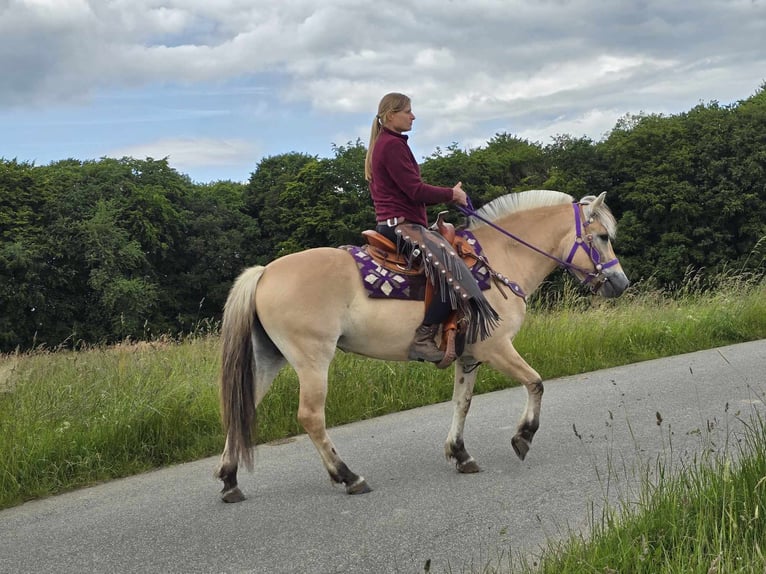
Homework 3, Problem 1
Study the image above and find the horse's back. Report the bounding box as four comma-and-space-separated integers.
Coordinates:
254, 247, 418, 362
258, 246, 361, 304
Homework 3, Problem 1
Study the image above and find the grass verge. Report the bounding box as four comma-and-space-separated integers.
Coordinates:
504, 408, 766, 574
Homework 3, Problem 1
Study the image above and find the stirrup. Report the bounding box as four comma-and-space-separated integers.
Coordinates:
436, 329, 458, 369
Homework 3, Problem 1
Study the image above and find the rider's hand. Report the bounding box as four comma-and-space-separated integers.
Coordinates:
451, 182, 468, 206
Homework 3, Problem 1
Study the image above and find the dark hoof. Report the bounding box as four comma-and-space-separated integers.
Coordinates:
456, 459, 481, 473
346, 477, 372, 495
221, 487, 246, 503
445, 440, 478, 472
511, 435, 530, 460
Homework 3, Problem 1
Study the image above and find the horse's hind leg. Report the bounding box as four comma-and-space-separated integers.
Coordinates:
294, 362, 371, 495
485, 344, 544, 461
445, 358, 482, 473
217, 434, 246, 502
216, 352, 285, 503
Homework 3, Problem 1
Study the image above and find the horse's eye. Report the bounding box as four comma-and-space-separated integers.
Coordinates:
598, 234, 609, 242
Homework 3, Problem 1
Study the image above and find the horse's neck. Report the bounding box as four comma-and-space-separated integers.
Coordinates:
472, 207, 571, 295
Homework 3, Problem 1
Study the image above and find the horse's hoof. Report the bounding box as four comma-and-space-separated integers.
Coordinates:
221, 487, 246, 503
511, 435, 530, 461
456, 459, 481, 473
346, 477, 372, 495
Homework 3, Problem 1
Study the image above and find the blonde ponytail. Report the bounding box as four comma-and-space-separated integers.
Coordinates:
364, 116, 382, 181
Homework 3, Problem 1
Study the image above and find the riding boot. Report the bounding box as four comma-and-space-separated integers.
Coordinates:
407, 323, 445, 363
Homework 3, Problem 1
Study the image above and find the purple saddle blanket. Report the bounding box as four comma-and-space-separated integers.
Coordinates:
340, 230, 498, 301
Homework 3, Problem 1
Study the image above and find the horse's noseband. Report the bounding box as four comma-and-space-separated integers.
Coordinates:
565, 202, 619, 292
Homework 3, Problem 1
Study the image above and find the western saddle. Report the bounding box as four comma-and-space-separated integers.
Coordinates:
361, 212, 481, 367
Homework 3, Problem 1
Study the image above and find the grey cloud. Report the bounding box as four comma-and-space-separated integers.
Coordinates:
1, 0, 764, 157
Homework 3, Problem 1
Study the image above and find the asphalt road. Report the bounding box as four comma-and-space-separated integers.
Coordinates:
2, 340, 764, 574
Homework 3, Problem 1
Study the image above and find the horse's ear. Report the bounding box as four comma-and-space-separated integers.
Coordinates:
593, 191, 606, 207
583, 192, 607, 220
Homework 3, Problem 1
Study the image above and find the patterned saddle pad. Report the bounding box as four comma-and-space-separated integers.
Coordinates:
340, 230, 495, 301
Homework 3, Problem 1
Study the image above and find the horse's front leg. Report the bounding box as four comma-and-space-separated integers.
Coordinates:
485, 343, 544, 461
444, 358, 482, 473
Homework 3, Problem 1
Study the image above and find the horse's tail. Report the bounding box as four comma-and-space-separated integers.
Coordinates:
219, 265, 276, 471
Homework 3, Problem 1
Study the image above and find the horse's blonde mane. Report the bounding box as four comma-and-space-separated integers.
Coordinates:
466, 189, 617, 238
466, 190, 573, 229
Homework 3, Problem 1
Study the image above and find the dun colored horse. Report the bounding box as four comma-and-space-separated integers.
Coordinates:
215, 190, 630, 501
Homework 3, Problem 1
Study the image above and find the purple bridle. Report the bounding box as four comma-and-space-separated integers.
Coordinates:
458, 198, 620, 293
564, 201, 621, 290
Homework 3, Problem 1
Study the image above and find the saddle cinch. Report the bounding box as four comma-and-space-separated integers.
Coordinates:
361, 212, 483, 368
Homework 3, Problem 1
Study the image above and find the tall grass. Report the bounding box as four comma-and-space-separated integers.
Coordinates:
504, 409, 766, 574
516, 269, 766, 378
0, 338, 222, 506
1, 273, 764, 510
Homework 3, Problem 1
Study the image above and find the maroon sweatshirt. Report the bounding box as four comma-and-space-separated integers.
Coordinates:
369, 127, 454, 226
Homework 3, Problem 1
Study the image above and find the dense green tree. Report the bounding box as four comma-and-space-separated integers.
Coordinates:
603, 85, 766, 283
421, 134, 547, 211
0, 159, 61, 348
275, 141, 373, 255
77, 199, 157, 339
543, 135, 612, 198
1, 84, 764, 351
245, 152, 317, 264
0, 157, 220, 349
169, 180, 256, 330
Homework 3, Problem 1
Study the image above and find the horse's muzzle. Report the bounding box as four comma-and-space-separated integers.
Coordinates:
598, 271, 630, 298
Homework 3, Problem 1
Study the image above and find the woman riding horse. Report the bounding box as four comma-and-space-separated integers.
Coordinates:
215, 188, 630, 501
365, 92, 498, 364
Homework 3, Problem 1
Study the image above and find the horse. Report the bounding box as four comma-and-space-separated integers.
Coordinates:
215, 190, 630, 502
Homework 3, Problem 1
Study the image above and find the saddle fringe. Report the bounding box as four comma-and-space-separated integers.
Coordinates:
396, 224, 500, 344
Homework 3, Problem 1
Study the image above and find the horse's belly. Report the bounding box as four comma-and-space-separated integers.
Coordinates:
337, 297, 421, 361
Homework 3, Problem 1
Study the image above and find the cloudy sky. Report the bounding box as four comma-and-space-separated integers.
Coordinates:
1, 0, 764, 183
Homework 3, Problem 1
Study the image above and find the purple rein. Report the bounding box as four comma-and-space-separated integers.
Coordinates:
457, 198, 619, 292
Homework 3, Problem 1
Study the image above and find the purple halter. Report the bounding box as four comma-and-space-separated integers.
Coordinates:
565, 202, 620, 290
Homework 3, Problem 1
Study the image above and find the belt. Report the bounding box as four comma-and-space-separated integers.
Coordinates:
376, 217, 408, 227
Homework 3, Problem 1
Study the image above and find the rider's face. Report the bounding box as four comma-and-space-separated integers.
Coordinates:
386, 107, 415, 133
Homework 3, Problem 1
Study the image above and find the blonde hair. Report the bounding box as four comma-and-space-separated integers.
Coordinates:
364, 92, 411, 181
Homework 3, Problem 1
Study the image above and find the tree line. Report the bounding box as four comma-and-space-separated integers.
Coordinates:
1, 85, 764, 352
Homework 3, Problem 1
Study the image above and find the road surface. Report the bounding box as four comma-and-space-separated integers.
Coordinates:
1, 340, 764, 573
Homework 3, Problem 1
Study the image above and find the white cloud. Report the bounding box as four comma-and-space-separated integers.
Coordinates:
1, 0, 764, 181
106, 137, 257, 170
4, 1, 764, 110
516, 108, 627, 145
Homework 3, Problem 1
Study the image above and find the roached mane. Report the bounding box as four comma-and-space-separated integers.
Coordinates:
465, 189, 617, 239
